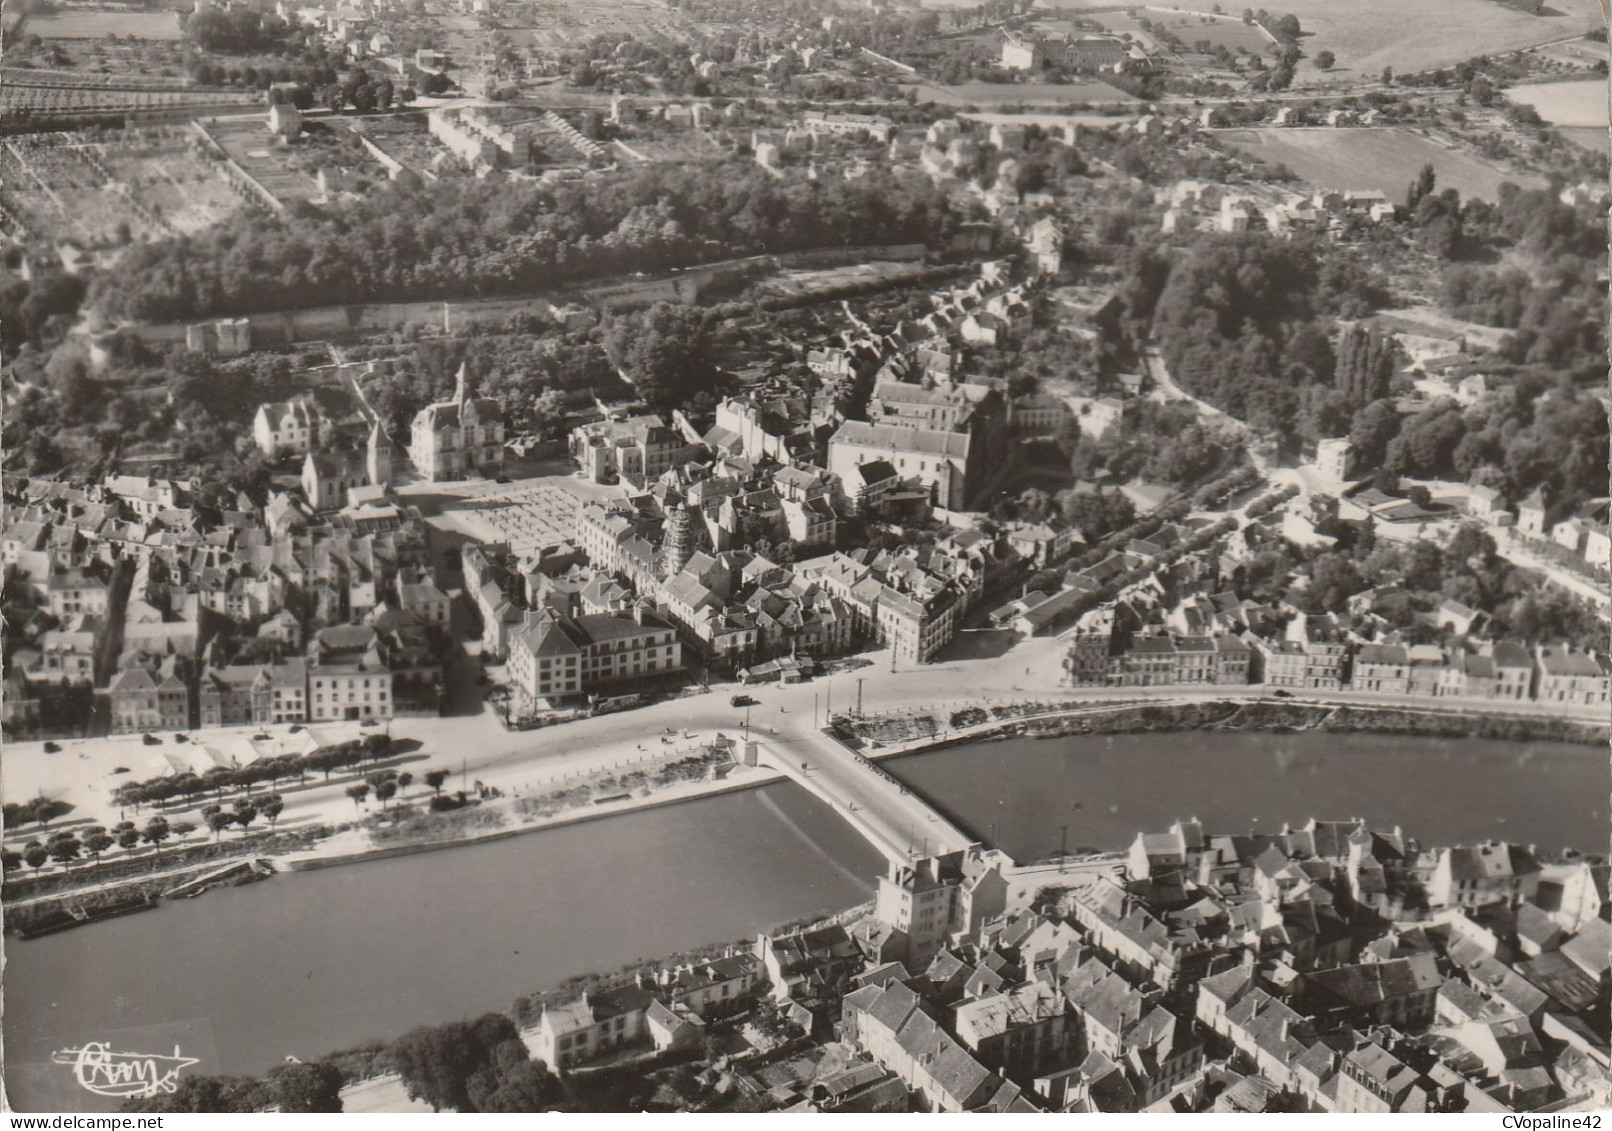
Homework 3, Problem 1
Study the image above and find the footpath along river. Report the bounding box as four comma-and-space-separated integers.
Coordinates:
6, 730, 1604, 1109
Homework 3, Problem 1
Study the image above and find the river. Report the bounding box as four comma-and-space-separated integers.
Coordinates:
892, 731, 1608, 863
4, 784, 882, 1111
7, 730, 1604, 1110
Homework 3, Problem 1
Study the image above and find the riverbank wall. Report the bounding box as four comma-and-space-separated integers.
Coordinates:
13, 694, 1601, 932
851, 698, 1610, 762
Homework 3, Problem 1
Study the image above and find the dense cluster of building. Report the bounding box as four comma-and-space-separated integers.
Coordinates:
1160, 179, 1395, 239
517, 816, 1610, 1113
444, 259, 1113, 714
2, 470, 447, 737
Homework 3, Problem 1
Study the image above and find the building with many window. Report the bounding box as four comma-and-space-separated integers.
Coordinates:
408, 364, 505, 481
307, 625, 395, 721
109, 656, 192, 734
506, 607, 682, 703
199, 660, 308, 728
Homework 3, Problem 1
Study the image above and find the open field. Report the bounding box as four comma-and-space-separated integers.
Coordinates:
759, 260, 938, 304
1507, 78, 1608, 127
24, 8, 182, 39
1132, 8, 1273, 54
1216, 126, 1545, 203
1140, 0, 1602, 86
913, 79, 1138, 105
1555, 126, 1609, 155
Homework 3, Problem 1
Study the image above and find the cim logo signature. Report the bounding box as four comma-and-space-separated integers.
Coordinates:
51, 1042, 199, 1098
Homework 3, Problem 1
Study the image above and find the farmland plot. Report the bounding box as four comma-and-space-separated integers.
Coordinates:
1216, 127, 1545, 203
1129, 9, 1273, 55
26, 8, 183, 39
1507, 79, 1608, 128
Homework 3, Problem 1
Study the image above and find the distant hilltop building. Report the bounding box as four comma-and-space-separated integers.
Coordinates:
1001, 31, 1046, 72
408, 363, 505, 482
186, 317, 251, 355
267, 101, 302, 141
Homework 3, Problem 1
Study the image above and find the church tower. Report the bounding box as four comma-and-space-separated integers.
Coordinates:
366, 420, 393, 486
660, 502, 695, 580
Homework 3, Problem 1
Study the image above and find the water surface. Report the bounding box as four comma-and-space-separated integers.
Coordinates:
892, 730, 1607, 862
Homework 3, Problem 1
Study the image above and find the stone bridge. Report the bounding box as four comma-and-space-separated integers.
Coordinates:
755, 727, 976, 866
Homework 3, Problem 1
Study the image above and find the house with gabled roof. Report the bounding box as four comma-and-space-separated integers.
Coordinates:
1430, 842, 1541, 910
842, 980, 1034, 1112
953, 979, 1070, 1081
525, 983, 658, 1070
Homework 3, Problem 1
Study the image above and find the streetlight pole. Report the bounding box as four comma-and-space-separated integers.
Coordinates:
857, 677, 866, 717
1058, 823, 1069, 873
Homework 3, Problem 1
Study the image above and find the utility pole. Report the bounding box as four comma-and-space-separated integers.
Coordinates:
826, 681, 831, 721
814, 692, 819, 727
1058, 823, 1069, 873
857, 677, 866, 717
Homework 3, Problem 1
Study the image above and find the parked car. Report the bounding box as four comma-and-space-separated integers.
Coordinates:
730, 694, 758, 708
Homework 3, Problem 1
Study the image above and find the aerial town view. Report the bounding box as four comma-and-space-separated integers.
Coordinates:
1, 0, 1609, 1116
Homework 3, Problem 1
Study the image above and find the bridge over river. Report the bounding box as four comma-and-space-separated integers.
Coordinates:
755, 726, 977, 866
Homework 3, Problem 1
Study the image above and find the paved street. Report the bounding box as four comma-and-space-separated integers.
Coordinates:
9, 611, 1604, 876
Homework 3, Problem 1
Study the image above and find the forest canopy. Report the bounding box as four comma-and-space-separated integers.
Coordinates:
89, 161, 958, 323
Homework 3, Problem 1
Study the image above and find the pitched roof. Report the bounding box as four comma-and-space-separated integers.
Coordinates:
1560, 918, 1612, 979
832, 420, 971, 459
1301, 955, 1440, 1010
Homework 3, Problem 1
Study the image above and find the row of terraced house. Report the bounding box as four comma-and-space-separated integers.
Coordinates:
1064, 607, 1608, 707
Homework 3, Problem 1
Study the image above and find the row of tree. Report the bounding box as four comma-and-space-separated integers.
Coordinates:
108, 737, 441, 812
3, 815, 195, 874
123, 1062, 345, 1113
